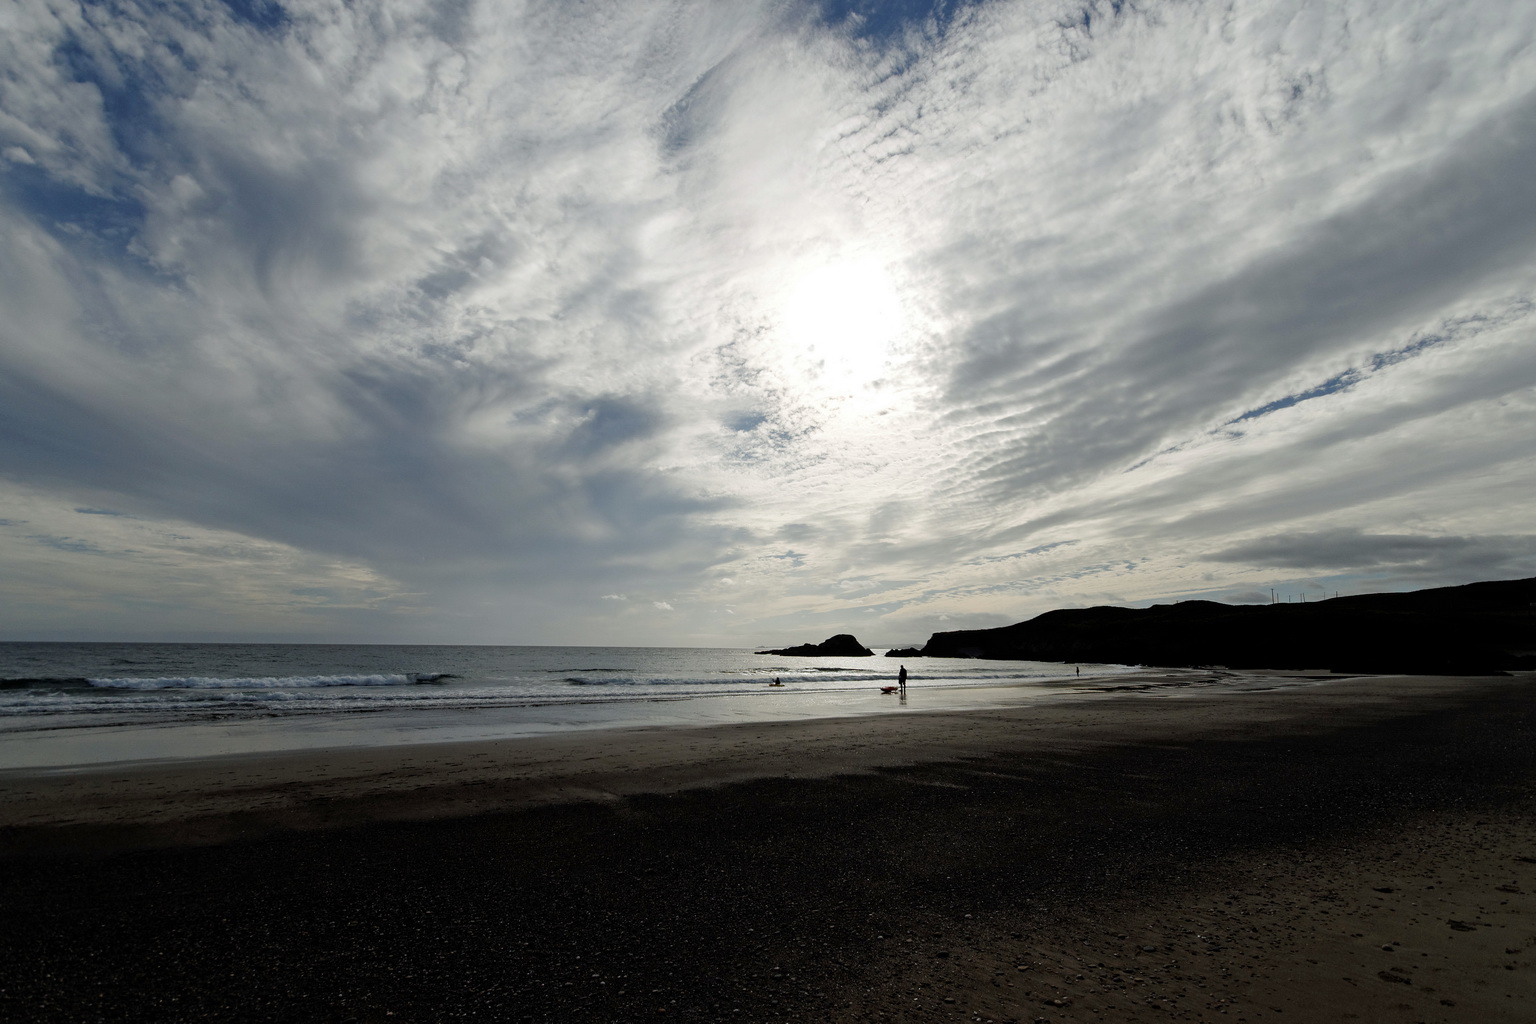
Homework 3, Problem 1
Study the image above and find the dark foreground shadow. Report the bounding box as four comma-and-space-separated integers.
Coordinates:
2, 681, 1534, 1023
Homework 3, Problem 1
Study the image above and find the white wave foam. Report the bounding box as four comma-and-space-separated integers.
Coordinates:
86, 674, 431, 690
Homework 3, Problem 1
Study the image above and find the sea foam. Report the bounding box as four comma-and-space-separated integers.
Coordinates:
84, 673, 449, 690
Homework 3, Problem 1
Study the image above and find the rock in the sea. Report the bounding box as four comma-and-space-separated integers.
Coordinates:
882, 647, 925, 658
757, 634, 874, 657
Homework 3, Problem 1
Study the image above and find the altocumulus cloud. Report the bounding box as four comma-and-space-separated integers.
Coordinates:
0, 0, 1533, 644
1209, 529, 1536, 580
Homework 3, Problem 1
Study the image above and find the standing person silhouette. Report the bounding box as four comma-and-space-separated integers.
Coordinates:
898, 665, 908, 693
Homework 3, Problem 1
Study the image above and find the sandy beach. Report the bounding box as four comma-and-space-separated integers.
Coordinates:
3, 670, 1534, 1022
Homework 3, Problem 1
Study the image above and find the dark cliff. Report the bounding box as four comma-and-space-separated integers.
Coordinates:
915, 577, 1536, 674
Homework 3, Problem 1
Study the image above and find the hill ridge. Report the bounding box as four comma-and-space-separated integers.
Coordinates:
908, 577, 1536, 674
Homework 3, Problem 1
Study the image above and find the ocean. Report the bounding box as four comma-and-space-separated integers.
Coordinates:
0, 642, 1149, 771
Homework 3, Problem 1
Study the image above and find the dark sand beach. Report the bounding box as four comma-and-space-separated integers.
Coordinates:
3, 671, 1535, 1022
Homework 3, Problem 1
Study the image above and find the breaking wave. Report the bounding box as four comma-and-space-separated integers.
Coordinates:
0, 673, 458, 691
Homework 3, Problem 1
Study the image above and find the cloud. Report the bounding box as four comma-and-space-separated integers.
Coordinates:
1, 0, 1533, 643
1207, 529, 1536, 578
0, 480, 416, 641
29, 534, 113, 555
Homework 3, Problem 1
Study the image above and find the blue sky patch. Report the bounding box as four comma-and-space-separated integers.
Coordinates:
2, 162, 147, 253
1228, 325, 1460, 427
51, 33, 170, 165
1227, 367, 1364, 425
220, 0, 291, 33
727, 412, 768, 433
815, 0, 973, 44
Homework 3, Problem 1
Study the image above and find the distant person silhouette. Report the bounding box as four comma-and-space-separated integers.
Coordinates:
898, 665, 908, 692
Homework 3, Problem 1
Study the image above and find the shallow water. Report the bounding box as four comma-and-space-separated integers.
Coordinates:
0, 642, 1182, 770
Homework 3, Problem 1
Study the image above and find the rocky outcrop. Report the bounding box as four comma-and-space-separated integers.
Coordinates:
757, 634, 874, 657
912, 577, 1536, 675
882, 647, 925, 658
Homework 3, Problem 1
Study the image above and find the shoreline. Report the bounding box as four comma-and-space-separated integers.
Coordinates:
0, 661, 1148, 774
1, 669, 1383, 853
0, 669, 1210, 853
3, 671, 1534, 1023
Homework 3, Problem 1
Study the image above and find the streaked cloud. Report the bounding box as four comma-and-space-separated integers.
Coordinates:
1209, 529, 1536, 577
1, 0, 1532, 644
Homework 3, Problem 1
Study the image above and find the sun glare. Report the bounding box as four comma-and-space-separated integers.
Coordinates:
782, 259, 904, 387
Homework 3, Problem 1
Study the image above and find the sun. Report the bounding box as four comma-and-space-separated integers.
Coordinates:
781, 258, 904, 387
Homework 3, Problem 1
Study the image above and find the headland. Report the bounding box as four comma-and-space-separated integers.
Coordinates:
899, 576, 1536, 674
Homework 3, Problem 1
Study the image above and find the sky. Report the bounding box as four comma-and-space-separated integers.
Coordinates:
1, 0, 1533, 647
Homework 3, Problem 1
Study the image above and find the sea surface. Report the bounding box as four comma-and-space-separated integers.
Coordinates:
0, 642, 1159, 771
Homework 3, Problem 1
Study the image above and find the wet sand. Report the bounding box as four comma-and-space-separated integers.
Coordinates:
2, 671, 1534, 1022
